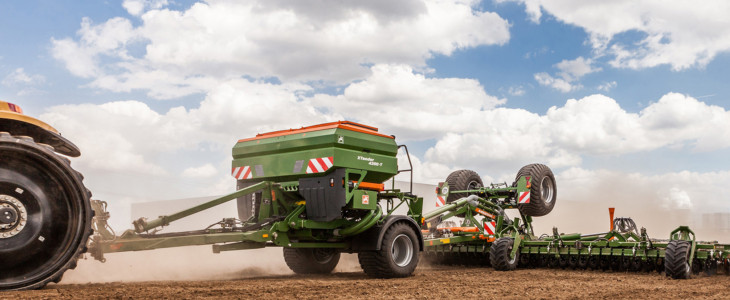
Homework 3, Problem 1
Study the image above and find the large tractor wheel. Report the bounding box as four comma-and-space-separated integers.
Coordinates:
490, 237, 519, 271
514, 164, 556, 217
0, 133, 92, 290
283, 247, 340, 274
358, 222, 419, 278
665, 240, 691, 279
444, 170, 483, 217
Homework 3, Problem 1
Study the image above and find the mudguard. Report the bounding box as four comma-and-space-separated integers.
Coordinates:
0, 101, 80, 157
351, 215, 424, 251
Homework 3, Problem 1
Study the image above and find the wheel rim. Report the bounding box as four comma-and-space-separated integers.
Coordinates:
0, 194, 27, 238
467, 180, 482, 190
540, 176, 554, 203
312, 248, 336, 264
391, 234, 414, 267
0, 145, 86, 289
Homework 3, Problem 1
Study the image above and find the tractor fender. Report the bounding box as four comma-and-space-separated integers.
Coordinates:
0, 102, 80, 157
351, 215, 424, 252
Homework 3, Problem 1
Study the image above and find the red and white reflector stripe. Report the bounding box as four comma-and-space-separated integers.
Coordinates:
305, 156, 334, 174
518, 191, 530, 204
232, 166, 253, 180
436, 195, 446, 207
484, 221, 497, 235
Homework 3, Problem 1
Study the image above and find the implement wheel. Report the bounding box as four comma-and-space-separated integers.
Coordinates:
514, 164, 556, 217
489, 237, 519, 271
664, 240, 691, 279
0, 133, 91, 290
283, 248, 340, 274
358, 222, 419, 278
444, 170, 483, 217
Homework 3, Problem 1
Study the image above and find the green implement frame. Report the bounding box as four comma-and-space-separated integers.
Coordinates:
88, 179, 424, 261
420, 181, 730, 277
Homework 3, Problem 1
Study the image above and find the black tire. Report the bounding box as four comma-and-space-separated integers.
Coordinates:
0, 133, 92, 290
444, 170, 483, 217
665, 240, 691, 279
489, 237, 519, 271
514, 164, 556, 217
236, 181, 261, 222
358, 222, 419, 278
283, 248, 340, 274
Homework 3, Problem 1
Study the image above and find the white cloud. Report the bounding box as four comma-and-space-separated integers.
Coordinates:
534, 72, 575, 92
308, 64, 506, 141
511, 0, 730, 70
123, 0, 168, 16
507, 85, 526, 96
51, 0, 510, 99
182, 164, 218, 178
414, 92, 730, 182
51, 17, 141, 78
2, 68, 45, 86
597, 81, 617, 91
534, 56, 599, 92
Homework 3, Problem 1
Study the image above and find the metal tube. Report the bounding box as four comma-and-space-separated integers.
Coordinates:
134, 181, 270, 232
423, 195, 478, 219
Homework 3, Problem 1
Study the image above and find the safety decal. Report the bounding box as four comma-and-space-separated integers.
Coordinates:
232, 166, 253, 180
362, 194, 369, 205
305, 156, 334, 174
436, 195, 446, 207
518, 191, 530, 204
484, 221, 497, 235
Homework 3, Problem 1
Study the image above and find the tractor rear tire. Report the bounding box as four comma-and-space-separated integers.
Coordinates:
665, 240, 691, 279
490, 237, 519, 271
0, 133, 92, 290
283, 248, 340, 274
514, 164, 556, 217
358, 222, 419, 278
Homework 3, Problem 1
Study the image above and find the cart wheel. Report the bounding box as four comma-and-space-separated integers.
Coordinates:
490, 237, 519, 271
283, 247, 340, 274
514, 164, 556, 217
358, 222, 419, 278
665, 240, 691, 279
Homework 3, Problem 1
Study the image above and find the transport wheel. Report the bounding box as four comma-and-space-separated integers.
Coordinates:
444, 170, 482, 217
664, 240, 691, 279
358, 222, 419, 278
283, 247, 340, 274
514, 164, 556, 217
235, 181, 261, 222
0, 133, 92, 290
489, 237, 519, 271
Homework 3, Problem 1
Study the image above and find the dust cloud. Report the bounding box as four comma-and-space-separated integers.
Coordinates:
59, 246, 364, 285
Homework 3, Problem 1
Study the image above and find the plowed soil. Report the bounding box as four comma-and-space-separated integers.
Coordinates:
4, 265, 729, 299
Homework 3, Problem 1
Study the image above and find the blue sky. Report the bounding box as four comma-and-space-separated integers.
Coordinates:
2, 0, 730, 232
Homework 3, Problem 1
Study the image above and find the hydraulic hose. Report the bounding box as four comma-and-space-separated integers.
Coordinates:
336, 206, 382, 237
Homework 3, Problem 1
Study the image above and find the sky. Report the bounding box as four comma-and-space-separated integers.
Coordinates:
2, 0, 730, 231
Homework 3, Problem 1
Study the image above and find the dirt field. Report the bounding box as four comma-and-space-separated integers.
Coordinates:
4, 265, 729, 299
